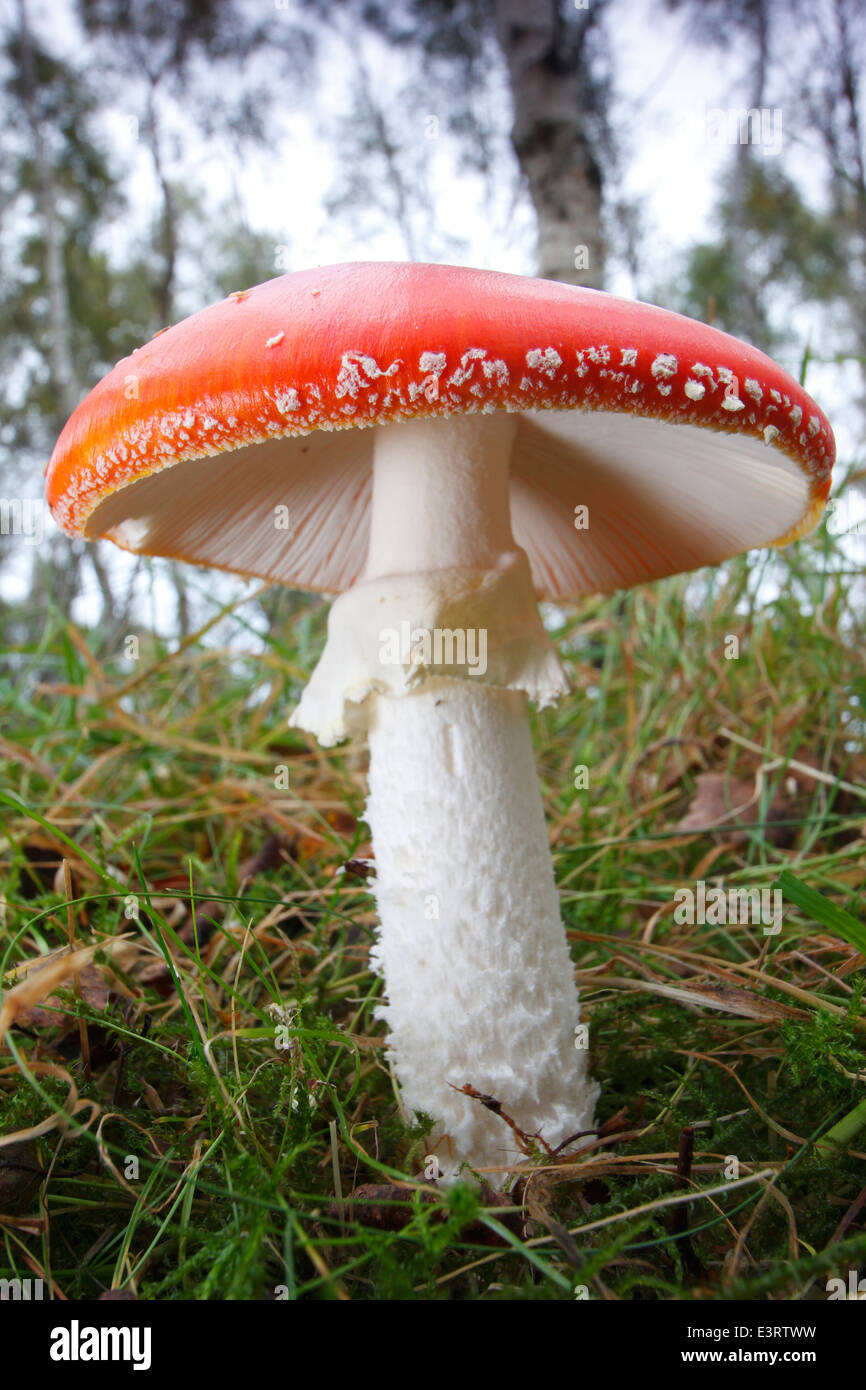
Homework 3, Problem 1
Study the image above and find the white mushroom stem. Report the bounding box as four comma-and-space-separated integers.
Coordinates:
291, 413, 598, 1182
363, 410, 516, 574
366, 679, 598, 1180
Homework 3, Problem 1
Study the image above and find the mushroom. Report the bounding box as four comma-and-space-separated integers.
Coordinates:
45, 262, 835, 1182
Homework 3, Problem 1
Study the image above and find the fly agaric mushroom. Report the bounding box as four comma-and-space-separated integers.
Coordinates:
45, 262, 835, 1182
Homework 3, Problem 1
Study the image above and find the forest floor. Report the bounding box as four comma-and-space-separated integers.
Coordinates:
1, 510, 865, 1301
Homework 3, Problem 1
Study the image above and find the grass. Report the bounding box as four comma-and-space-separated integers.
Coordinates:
0, 508, 865, 1301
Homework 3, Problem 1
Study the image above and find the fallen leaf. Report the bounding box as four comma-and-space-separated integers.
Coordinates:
141, 1082, 165, 1115
0, 940, 138, 1048
677, 772, 793, 843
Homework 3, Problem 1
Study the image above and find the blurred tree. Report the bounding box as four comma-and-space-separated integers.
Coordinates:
75, 0, 310, 325
0, 0, 142, 627
66, 0, 312, 637
312, 0, 616, 287
797, 0, 866, 389
672, 162, 844, 354
0, 0, 309, 648
666, 0, 777, 345
492, 0, 612, 287
664, 0, 865, 397
2, 0, 116, 445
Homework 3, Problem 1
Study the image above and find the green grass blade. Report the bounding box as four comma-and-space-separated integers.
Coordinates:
774, 869, 866, 954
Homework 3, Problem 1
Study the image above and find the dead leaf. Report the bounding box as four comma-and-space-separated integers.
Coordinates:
12, 964, 113, 1033
141, 1082, 165, 1115
0, 940, 139, 1048
677, 772, 793, 843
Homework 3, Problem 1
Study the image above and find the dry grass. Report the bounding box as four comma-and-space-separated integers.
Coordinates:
0, 509, 865, 1300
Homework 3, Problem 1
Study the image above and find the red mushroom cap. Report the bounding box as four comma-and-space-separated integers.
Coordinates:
45, 261, 835, 599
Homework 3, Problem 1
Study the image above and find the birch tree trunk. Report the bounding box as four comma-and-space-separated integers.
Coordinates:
727, 2, 769, 347
13, 0, 97, 620
492, 0, 606, 288
15, 0, 81, 425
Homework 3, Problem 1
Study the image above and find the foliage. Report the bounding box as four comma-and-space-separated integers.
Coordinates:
1, 522, 864, 1300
